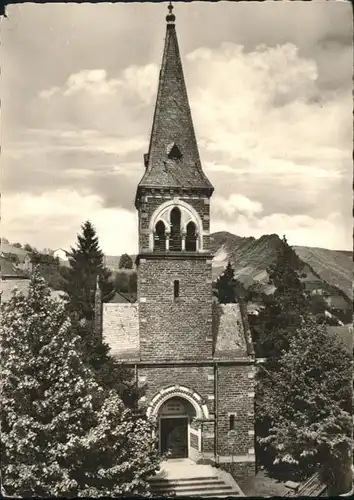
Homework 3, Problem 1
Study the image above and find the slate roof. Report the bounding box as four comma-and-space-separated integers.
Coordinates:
0, 277, 63, 303
102, 303, 140, 361
108, 291, 134, 304
137, 17, 213, 193
0, 243, 28, 263
0, 257, 27, 278
212, 302, 254, 359
0, 266, 67, 304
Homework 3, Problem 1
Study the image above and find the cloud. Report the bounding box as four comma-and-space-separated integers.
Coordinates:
213, 194, 263, 218
2, 3, 352, 251
36, 65, 159, 133
40, 66, 159, 105
187, 42, 350, 163
2, 190, 138, 254
185, 41, 351, 247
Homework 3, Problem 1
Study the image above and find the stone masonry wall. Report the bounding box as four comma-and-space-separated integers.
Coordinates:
139, 365, 215, 415
216, 364, 255, 456
139, 364, 215, 460
138, 257, 213, 361
138, 363, 255, 474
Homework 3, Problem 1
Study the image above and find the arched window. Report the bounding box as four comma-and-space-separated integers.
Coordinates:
170, 207, 182, 251
185, 221, 197, 251
154, 220, 166, 252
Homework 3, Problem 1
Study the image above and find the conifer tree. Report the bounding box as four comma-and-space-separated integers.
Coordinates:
255, 235, 310, 358
60, 221, 138, 406
62, 220, 114, 321
0, 271, 160, 497
215, 261, 238, 303
256, 316, 352, 493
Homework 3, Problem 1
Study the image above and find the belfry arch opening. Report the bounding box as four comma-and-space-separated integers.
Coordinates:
185, 221, 197, 251
170, 207, 182, 251
154, 220, 166, 252
148, 200, 204, 253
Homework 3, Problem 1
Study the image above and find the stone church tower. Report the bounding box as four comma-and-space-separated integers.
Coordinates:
102, 4, 256, 481
135, 3, 215, 363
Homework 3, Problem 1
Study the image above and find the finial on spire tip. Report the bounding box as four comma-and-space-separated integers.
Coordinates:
166, 1, 176, 25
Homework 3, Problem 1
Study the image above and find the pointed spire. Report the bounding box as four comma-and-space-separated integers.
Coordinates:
136, 3, 213, 197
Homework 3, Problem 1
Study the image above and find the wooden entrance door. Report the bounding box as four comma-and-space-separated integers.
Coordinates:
160, 417, 188, 458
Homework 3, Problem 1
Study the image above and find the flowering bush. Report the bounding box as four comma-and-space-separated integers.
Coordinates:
0, 271, 160, 497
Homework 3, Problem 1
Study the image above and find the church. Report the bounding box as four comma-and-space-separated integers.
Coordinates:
99, 4, 256, 481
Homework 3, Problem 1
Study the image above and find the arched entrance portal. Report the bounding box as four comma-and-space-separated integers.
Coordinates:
158, 397, 196, 458
147, 385, 209, 461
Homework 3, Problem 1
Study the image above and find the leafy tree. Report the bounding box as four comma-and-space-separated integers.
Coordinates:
119, 253, 133, 269
254, 235, 310, 359
308, 293, 343, 326
256, 316, 352, 493
1, 237, 9, 244
28, 252, 65, 291
0, 271, 160, 497
114, 271, 130, 294
60, 221, 138, 406
12, 242, 22, 248
129, 272, 138, 295
215, 261, 239, 303
24, 243, 36, 253
244, 281, 265, 302
114, 271, 137, 297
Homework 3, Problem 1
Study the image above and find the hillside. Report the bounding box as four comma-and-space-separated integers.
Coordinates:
210, 233, 283, 291
210, 231, 352, 301
293, 245, 352, 301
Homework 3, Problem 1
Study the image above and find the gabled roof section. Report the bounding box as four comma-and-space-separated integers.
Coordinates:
212, 302, 255, 359
0, 256, 27, 278
108, 291, 136, 304
102, 303, 140, 361
137, 6, 213, 193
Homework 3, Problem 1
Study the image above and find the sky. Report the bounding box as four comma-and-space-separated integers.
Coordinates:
1, 0, 352, 254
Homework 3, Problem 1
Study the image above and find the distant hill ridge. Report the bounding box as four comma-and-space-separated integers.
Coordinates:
210, 231, 352, 301
2, 235, 351, 302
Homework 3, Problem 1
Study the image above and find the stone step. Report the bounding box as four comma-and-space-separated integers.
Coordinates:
149, 460, 244, 498
150, 476, 220, 486
150, 476, 241, 498
152, 482, 231, 492
177, 491, 241, 498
